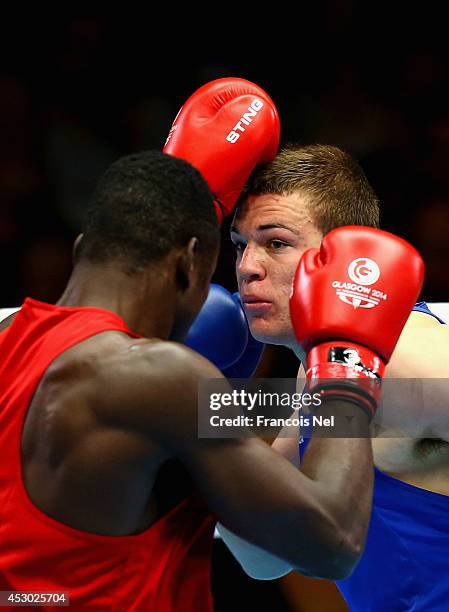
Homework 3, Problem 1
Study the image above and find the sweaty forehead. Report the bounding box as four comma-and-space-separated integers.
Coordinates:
234, 192, 314, 233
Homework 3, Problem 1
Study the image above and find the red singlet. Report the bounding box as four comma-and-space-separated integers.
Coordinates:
0, 298, 214, 611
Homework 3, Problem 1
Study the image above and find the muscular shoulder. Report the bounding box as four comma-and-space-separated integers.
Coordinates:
386, 311, 449, 378
105, 336, 221, 383
48, 331, 220, 387
43, 333, 224, 446
90, 336, 224, 442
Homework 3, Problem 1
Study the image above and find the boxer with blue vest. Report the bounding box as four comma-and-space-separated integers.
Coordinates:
221, 143, 449, 611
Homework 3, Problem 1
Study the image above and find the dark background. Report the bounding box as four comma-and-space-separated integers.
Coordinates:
1, 10, 448, 308
0, 9, 448, 610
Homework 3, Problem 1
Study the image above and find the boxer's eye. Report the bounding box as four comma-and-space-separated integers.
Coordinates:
268, 239, 288, 251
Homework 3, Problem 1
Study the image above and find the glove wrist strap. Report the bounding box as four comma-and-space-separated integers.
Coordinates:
306, 342, 385, 380
305, 341, 385, 419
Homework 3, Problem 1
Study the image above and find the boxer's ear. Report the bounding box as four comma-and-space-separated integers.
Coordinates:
72, 234, 84, 264
176, 237, 199, 291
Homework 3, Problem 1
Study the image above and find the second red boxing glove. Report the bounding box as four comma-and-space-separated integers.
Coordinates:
163, 77, 280, 224
290, 226, 424, 416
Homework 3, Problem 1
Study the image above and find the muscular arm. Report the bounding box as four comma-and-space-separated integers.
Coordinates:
371, 311, 449, 480
386, 310, 448, 378
103, 341, 374, 579
176, 395, 373, 581
378, 311, 449, 439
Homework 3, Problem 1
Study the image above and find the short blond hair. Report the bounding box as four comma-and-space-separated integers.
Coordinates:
244, 144, 380, 234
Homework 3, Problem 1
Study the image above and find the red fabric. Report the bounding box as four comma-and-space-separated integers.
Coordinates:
0, 298, 214, 611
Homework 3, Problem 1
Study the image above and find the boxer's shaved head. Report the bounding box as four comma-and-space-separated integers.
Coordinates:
241, 144, 380, 233
77, 150, 219, 274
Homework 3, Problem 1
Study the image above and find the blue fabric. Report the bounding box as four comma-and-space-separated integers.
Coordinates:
337, 469, 449, 611
300, 435, 449, 610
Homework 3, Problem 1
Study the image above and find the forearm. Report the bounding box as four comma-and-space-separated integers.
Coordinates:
298, 400, 373, 567
217, 411, 373, 581
188, 397, 373, 580
265, 397, 373, 578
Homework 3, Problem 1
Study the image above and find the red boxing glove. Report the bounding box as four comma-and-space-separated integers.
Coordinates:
163, 77, 280, 224
290, 226, 425, 416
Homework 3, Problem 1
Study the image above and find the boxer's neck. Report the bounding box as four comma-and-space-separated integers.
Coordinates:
57, 260, 176, 339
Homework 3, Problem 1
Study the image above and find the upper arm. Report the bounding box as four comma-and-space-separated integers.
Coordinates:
386, 311, 448, 377
378, 312, 449, 441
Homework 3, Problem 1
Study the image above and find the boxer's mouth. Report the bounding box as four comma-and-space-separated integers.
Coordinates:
241, 295, 271, 305
241, 295, 272, 314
